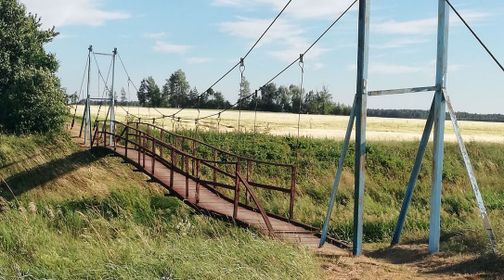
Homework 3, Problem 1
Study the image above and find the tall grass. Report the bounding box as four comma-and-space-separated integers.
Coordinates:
176, 129, 504, 253
0, 132, 320, 279
0, 188, 319, 279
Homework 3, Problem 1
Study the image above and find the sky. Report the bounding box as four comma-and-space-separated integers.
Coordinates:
19, 0, 504, 114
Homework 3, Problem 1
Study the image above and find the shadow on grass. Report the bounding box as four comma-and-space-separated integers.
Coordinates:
1, 147, 111, 200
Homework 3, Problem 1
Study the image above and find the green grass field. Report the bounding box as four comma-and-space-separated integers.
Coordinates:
171, 129, 504, 254
0, 133, 319, 279
1, 115, 503, 278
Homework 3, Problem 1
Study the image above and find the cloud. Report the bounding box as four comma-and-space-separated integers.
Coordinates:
153, 41, 192, 54
219, 16, 329, 62
374, 10, 491, 35
212, 0, 357, 20
144, 32, 167, 39
20, 0, 130, 28
187, 57, 213, 64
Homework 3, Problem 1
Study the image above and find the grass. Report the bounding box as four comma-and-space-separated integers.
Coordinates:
0, 132, 320, 279
169, 129, 504, 254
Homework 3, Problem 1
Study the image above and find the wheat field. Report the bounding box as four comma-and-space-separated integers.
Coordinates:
72, 105, 504, 143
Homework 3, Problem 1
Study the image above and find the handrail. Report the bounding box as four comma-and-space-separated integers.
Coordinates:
237, 172, 274, 235
131, 121, 295, 168
129, 120, 297, 219
94, 119, 296, 224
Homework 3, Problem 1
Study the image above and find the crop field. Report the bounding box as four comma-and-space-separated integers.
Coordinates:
73, 105, 504, 143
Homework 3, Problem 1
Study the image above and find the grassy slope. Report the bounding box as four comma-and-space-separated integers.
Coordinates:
176, 129, 504, 253
0, 133, 319, 279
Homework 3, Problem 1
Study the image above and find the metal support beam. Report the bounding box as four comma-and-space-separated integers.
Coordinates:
83, 45, 93, 146
319, 97, 356, 248
368, 86, 436, 97
353, 0, 370, 256
443, 91, 498, 253
391, 98, 435, 245
429, 0, 449, 254
109, 48, 117, 145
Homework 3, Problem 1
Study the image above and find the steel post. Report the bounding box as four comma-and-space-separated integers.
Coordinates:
429, 0, 449, 254
353, 0, 370, 256
109, 48, 117, 145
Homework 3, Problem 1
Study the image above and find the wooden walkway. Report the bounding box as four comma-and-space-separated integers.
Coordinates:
71, 121, 348, 256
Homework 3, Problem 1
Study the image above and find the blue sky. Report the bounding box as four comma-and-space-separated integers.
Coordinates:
20, 0, 504, 114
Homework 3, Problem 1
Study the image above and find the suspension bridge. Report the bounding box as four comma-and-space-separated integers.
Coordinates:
69, 0, 503, 256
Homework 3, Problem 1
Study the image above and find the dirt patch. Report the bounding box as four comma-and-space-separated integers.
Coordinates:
322, 244, 504, 279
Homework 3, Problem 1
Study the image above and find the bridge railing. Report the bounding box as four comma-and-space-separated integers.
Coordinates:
128, 121, 297, 220
92, 120, 277, 235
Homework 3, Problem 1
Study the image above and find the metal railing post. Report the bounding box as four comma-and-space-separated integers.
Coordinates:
196, 159, 200, 204
142, 133, 146, 168
185, 156, 189, 198
152, 137, 156, 175
233, 160, 241, 220
125, 126, 129, 157
213, 150, 218, 185
170, 149, 175, 189
137, 129, 141, 165
290, 165, 296, 220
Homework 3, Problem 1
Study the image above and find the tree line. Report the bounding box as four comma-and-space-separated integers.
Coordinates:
135, 69, 352, 116
133, 69, 504, 122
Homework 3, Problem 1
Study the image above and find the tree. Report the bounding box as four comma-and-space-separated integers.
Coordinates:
137, 77, 161, 107
120, 87, 127, 105
239, 76, 251, 109
163, 69, 190, 108
67, 91, 79, 105
0, 0, 67, 133
188, 87, 199, 108
137, 79, 148, 106
205, 88, 229, 109
259, 83, 279, 112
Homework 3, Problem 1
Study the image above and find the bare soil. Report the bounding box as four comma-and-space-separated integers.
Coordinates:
322, 244, 504, 279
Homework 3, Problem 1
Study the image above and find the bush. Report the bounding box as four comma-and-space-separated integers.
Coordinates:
0, 0, 67, 133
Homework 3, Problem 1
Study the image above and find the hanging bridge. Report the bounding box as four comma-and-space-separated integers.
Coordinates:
68, 0, 503, 257
70, 120, 349, 255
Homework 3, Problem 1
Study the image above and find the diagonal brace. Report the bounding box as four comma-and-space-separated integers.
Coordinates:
443, 90, 498, 253
319, 97, 357, 247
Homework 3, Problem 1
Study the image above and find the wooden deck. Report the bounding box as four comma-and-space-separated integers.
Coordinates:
70, 123, 348, 256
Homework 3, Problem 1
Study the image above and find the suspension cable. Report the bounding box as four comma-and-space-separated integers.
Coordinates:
71, 55, 90, 128
297, 54, 305, 143
237, 58, 245, 132
445, 0, 504, 73
192, 0, 358, 122
140, 0, 294, 122
253, 89, 259, 133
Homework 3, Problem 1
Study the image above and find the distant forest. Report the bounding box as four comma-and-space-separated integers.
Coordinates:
68, 69, 504, 123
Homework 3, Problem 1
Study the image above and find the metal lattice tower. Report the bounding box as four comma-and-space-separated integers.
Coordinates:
320, 0, 497, 256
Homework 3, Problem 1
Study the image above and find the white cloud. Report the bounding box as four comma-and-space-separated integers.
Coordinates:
374, 10, 491, 35
187, 57, 213, 64
20, 0, 130, 28
153, 41, 192, 54
219, 17, 330, 62
144, 32, 167, 39
212, 0, 357, 19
